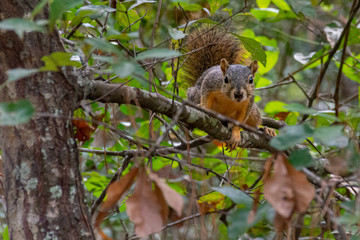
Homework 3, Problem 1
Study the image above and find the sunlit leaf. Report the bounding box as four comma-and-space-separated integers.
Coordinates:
335, 56, 360, 83
1, 226, 9, 240
264, 101, 287, 115
40, 52, 81, 71
233, 34, 267, 67
256, 0, 271, 8
180, 3, 203, 11
270, 9, 297, 22
272, 0, 292, 10
251, 8, 279, 21
258, 50, 278, 74
207, 0, 230, 15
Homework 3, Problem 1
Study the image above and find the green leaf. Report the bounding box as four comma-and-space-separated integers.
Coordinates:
258, 50, 278, 74
286, 0, 316, 17
256, 77, 272, 88
288, 149, 314, 169
285, 112, 298, 125
264, 101, 287, 115
75, 4, 116, 21
270, 9, 297, 22
40, 52, 81, 71
177, 3, 203, 11
0, 100, 35, 126
116, 4, 141, 31
314, 125, 347, 147
257, 0, 271, 8
31, 0, 49, 18
251, 8, 279, 21
84, 38, 121, 55
227, 208, 251, 238
112, 61, 137, 78
207, 0, 230, 15
6, 68, 39, 82
272, 0, 292, 10
0, 18, 45, 38
49, 0, 83, 28
2, 226, 9, 240
83, 171, 110, 198
128, 0, 157, 11
233, 35, 267, 67
255, 36, 278, 47
335, 56, 360, 83
284, 103, 317, 115
212, 186, 252, 207
348, 26, 360, 45
135, 49, 181, 60
270, 124, 314, 150
168, 27, 187, 40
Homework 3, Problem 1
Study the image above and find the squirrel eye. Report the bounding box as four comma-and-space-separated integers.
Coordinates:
249, 76, 254, 84
224, 76, 229, 84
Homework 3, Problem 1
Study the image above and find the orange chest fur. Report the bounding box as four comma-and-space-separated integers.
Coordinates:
206, 91, 250, 120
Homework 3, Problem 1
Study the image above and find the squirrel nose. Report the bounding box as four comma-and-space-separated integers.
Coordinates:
234, 92, 244, 101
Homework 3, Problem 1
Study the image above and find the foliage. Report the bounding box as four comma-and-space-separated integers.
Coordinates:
0, 0, 360, 239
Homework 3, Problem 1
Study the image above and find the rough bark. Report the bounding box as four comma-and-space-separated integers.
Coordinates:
0, 1, 94, 239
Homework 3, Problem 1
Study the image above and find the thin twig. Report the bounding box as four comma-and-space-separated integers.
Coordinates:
303, 0, 360, 121
90, 155, 133, 216
334, 3, 353, 117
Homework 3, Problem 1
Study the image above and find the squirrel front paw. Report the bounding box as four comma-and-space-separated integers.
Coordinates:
226, 134, 241, 151
260, 126, 277, 137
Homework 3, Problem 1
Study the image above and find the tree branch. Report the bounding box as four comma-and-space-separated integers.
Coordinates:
87, 81, 281, 152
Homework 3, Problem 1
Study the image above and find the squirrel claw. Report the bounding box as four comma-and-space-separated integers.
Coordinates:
260, 126, 277, 137
226, 136, 240, 151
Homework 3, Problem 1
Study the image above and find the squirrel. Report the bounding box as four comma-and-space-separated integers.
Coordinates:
180, 23, 276, 150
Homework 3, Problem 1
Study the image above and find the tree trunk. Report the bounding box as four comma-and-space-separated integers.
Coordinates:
0, 1, 94, 239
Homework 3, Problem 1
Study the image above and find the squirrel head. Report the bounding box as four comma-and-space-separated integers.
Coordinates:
220, 58, 258, 103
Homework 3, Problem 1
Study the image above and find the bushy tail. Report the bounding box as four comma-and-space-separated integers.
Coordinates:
179, 23, 246, 86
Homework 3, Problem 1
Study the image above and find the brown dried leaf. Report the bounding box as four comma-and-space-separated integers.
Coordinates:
72, 119, 95, 142
94, 167, 139, 230
264, 153, 315, 220
263, 155, 295, 219
148, 171, 184, 217
126, 169, 168, 237
247, 189, 260, 224
274, 112, 290, 121
274, 212, 290, 232
285, 158, 315, 213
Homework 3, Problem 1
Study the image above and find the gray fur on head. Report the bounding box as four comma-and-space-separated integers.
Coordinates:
187, 64, 255, 104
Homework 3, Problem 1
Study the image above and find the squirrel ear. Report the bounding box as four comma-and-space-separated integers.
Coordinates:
220, 58, 229, 76
250, 60, 258, 74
